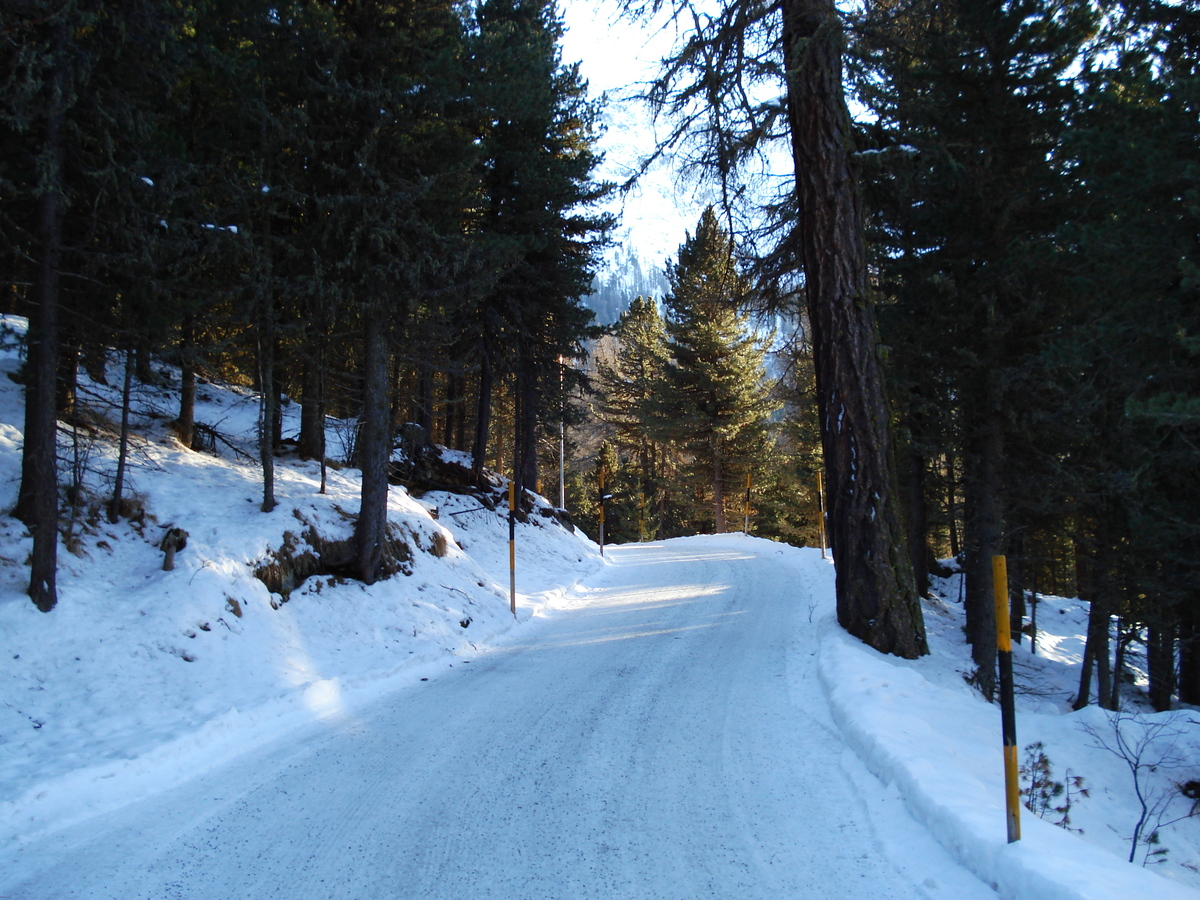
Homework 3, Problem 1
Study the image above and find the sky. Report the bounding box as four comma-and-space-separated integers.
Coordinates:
557, 0, 716, 271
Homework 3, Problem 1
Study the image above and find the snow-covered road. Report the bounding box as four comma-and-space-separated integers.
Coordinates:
1, 538, 994, 899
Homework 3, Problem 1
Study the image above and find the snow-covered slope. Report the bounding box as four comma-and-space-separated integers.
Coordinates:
0, 315, 603, 844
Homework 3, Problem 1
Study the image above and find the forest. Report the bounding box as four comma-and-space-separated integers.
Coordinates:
2, 1, 1198, 711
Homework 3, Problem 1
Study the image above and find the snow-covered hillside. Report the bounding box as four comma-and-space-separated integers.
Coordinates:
0, 315, 603, 844
0, 313, 1197, 899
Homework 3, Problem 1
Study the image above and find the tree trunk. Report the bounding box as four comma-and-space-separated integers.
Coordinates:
1178, 604, 1200, 706
177, 314, 196, 449
355, 314, 391, 583
16, 20, 68, 612
908, 449, 928, 596
515, 358, 539, 496
782, 0, 926, 658
56, 338, 78, 415
1008, 538, 1025, 646
946, 451, 960, 560
258, 323, 277, 513
108, 349, 135, 524
442, 372, 460, 450
1147, 616, 1176, 712
414, 348, 434, 434
298, 346, 326, 462
472, 348, 493, 484
712, 435, 725, 533
962, 406, 1003, 699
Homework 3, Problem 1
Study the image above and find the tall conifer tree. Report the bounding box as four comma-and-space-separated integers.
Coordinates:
661, 208, 775, 534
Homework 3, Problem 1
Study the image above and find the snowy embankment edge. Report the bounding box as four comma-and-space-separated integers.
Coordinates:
818, 630, 1199, 900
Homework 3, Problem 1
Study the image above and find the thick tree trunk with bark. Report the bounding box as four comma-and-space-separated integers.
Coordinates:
355, 315, 391, 583
782, 0, 926, 658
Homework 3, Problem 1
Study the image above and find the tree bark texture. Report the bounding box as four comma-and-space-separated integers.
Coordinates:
355, 315, 391, 583
782, 0, 926, 658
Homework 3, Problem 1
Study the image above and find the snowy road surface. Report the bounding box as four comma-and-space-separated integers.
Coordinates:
1, 538, 995, 899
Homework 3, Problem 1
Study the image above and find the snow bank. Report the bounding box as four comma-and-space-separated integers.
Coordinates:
820, 612, 1200, 900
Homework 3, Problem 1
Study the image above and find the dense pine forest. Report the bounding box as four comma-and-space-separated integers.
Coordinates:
2, 1, 1198, 709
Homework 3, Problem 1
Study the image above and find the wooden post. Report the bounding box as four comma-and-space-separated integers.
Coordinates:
508, 480, 516, 617
639, 491, 646, 542
816, 471, 827, 559
994, 554, 1020, 843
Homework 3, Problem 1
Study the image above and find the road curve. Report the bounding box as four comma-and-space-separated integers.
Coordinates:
0, 537, 989, 899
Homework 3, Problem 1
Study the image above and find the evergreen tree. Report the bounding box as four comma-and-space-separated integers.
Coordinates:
661, 208, 775, 534
856, 0, 1098, 687
1052, 0, 1200, 708
468, 0, 611, 493
595, 295, 675, 535
2, 1, 189, 610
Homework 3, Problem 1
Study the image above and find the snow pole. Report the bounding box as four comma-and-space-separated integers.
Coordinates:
816, 472, 827, 559
508, 480, 516, 617
743, 472, 752, 534
639, 491, 645, 542
994, 554, 1020, 843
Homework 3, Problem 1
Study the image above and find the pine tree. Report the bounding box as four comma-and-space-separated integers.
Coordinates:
1051, 0, 1200, 709
468, 0, 611, 494
595, 295, 674, 534
856, 0, 1098, 684
2, 1, 190, 610
660, 208, 775, 534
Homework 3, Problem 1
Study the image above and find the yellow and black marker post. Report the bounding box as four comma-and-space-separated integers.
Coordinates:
508, 480, 516, 617
994, 554, 1020, 843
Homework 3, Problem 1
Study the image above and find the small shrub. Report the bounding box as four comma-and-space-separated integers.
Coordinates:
1020, 741, 1087, 832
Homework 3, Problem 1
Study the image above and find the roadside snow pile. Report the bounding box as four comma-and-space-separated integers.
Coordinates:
0, 315, 601, 844
820, 569, 1200, 899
